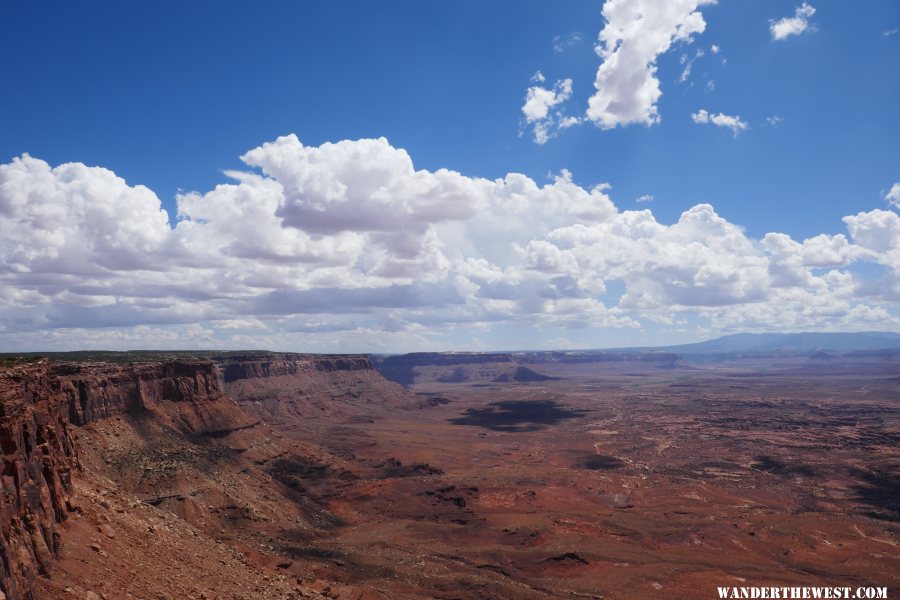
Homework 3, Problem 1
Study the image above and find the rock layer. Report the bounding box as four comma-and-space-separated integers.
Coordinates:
220, 354, 413, 425
218, 354, 372, 383
0, 356, 278, 597
0, 352, 410, 599
0, 363, 78, 600
59, 361, 258, 436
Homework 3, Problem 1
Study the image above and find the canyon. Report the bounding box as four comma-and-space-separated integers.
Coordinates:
0, 353, 407, 599
0, 348, 898, 599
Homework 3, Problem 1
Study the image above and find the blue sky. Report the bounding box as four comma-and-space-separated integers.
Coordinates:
1, 1, 898, 351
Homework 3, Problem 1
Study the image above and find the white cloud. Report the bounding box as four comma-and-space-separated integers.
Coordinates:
522, 79, 572, 122
636, 194, 654, 203
521, 78, 578, 144
679, 53, 692, 83
553, 32, 582, 53
765, 115, 784, 127
522, 1, 723, 135
885, 182, 900, 208
678, 48, 705, 83
0, 154, 172, 276
770, 2, 816, 41
844, 209, 900, 253
884, 28, 899, 37
545, 204, 776, 310
586, 0, 716, 129
691, 109, 749, 136
2, 136, 899, 351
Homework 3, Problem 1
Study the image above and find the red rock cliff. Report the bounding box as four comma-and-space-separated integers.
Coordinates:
0, 357, 261, 599
57, 361, 257, 436
217, 354, 414, 425
0, 353, 405, 598
217, 353, 373, 382
0, 363, 78, 600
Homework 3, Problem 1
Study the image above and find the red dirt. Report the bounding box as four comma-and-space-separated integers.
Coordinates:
0, 352, 897, 599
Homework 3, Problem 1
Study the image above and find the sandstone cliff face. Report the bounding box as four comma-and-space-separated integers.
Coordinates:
0, 357, 261, 599
59, 361, 258, 437
0, 352, 405, 599
0, 363, 78, 600
58, 361, 220, 424
218, 354, 373, 383
219, 354, 414, 425
371, 352, 517, 385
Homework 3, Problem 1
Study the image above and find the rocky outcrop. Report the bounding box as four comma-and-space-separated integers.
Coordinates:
372, 353, 566, 386
372, 350, 684, 385
371, 353, 516, 385
313, 356, 372, 372
0, 363, 78, 600
58, 361, 258, 437
493, 366, 558, 383
219, 354, 415, 425
217, 354, 372, 383
0, 357, 262, 599
0, 352, 409, 598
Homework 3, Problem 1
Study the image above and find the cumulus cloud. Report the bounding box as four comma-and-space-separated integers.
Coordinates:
885, 182, 900, 208
843, 209, 900, 253
770, 2, 816, 41
546, 204, 770, 308
0, 154, 171, 275
691, 109, 749, 136
636, 194, 654, 203
1, 136, 898, 351
522, 1, 723, 135
586, 0, 715, 129
522, 78, 572, 123
521, 78, 579, 144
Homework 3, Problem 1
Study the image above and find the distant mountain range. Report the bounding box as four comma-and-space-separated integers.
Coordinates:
621, 331, 900, 355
